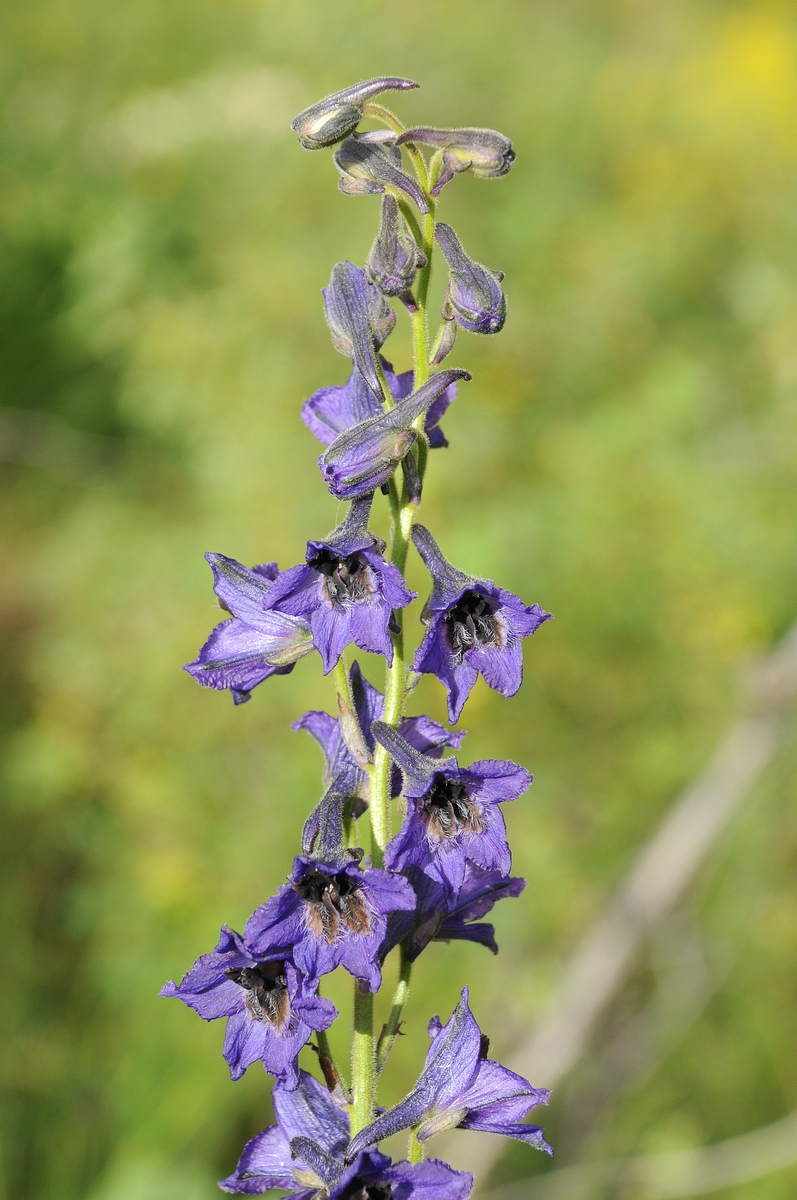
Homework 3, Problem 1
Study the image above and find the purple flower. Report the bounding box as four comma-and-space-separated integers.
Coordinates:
244, 853, 415, 992
334, 137, 430, 213
184, 554, 315, 704
435, 223, 506, 335
220, 1069, 349, 1194
346, 988, 551, 1162
263, 494, 415, 675
411, 525, 552, 723
384, 863, 526, 962
396, 126, 515, 195
160, 927, 336, 1087
220, 1071, 472, 1199
302, 359, 456, 450
295, 660, 466, 807
319, 369, 469, 500
323, 262, 396, 402
373, 722, 531, 893
291, 77, 419, 150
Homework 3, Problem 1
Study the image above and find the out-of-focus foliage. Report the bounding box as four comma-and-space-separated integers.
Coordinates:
1, 2, 796, 1198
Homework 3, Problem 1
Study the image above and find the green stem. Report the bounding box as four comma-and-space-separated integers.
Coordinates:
351, 982, 375, 1138
376, 946, 412, 1072
408, 1127, 427, 1164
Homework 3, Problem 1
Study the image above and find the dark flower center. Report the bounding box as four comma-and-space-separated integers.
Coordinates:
423, 773, 486, 841
308, 548, 373, 606
445, 589, 501, 659
224, 961, 290, 1032
294, 868, 372, 943
341, 1183, 392, 1200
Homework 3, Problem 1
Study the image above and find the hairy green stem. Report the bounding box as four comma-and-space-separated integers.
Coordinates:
351, 982, 376, 1138
408, 1127, 427, 1164
376, 946, 413, 1072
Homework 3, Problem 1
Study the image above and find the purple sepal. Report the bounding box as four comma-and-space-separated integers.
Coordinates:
435, 223, 506, 335
302, 359, 456, 450
411, 525, 552, 723
220, 1070, 349, 1194
294, 661, 464, 806
244, 854, 415, 992
319, 369, 469, 500
345, 988, 551, 1162
184, 554, 316, 704
384, 863, 526, 962
323, 261, 396, 401
366, 195, 427, 301
160, 927, 336, 1087
263, 495, 415, 675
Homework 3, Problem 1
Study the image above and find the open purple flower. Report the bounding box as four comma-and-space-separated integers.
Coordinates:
302, 359, 456, 450
244, 853, 415, 992
373, 722, 531, 893
295, 660, 466, 808
263, 494, 415, 674
221, 1071, 472, 1199
184, 554, 315, 704
384, 863, 526, 963
323, 262, 396, 402
160, 927, 335, 1087
319, 370, 469, 500
411, 525, 551, 723
346, 988, 551, 1162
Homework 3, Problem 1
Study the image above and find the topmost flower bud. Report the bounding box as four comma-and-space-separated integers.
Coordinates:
395, 126, 515, 195
291, 77, 419, 150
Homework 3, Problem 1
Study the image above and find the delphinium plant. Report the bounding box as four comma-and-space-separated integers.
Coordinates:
163, 77, 553, 1200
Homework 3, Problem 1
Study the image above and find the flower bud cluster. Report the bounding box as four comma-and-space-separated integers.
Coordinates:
167, 78, 552, 1198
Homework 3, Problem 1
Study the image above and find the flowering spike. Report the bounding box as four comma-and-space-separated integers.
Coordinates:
291, 77, 419, 150
334, 137, 430, 213
435, 223, 506, 335
319, 368, 470, 499
323, 261, 396, 399
395, 126, 515, 189
366, 195, 427, 310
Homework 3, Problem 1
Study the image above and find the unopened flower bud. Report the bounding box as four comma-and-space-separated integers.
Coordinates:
323, 261, 396, 398
333, 137, 429, 214
435, 223, 506, 335
396, 126, 515, 195
319, 368, 470, 499
366, 195, 427, 309
291, 77, 419, 150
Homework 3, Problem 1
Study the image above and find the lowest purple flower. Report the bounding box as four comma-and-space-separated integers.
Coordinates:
160, 927, 335, 1087
346, 987, 551, 1161
244, 852, 415, 992
221, 1070, 471, 1200
373, 721, 531, 893
294, 659, 465, 807
263, 494, 414, 675
383, 862, 526, 963
319, 369, 469, 500
302, 358, 456, 450
184, 554, 315, 704
411, 524, 551, 722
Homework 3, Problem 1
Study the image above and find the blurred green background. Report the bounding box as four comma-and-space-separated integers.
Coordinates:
2, 2, 797, 1198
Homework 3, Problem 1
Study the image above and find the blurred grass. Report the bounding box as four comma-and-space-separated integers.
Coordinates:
0, 1, 796, 1198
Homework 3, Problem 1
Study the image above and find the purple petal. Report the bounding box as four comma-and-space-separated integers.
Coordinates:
205, 554, 277, 626
219, 1126, 299, 1195
273, 1070, 349, 1155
